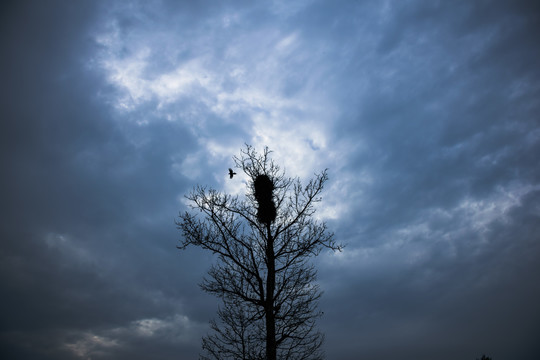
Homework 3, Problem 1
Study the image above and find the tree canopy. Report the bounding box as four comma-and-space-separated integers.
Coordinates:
177, 145, 341, 360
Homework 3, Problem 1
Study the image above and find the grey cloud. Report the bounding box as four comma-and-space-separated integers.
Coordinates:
319, 190, 540, 360
323, 0, 540, 235
1, 2, 205, 358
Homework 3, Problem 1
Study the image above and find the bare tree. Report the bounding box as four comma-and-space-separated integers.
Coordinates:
201, 297, 265, 360
177, 145, 341, 360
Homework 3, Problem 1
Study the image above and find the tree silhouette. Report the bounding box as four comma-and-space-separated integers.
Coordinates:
177, 145, 341, 360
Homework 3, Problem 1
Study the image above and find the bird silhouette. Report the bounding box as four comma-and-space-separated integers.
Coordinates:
228, 168, 237, 179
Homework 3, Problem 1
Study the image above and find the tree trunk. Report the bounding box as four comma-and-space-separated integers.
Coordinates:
265, 224, 276, 360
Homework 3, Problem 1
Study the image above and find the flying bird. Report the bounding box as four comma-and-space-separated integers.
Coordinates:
228, 168, 237, 179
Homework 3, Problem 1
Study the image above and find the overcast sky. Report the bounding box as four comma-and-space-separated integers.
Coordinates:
1, 1, 539, 359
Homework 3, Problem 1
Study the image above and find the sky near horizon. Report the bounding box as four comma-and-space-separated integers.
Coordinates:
1, 1, 540, 359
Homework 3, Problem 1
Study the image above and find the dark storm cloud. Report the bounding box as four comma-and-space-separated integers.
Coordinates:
1, 2, 207, 359
319, 189, 540, 359
311, 2, 540, 359
1, 0, 539, 359
319, 0, 540, 231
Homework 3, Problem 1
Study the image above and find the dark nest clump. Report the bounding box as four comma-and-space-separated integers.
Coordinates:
254, 174, 276, 225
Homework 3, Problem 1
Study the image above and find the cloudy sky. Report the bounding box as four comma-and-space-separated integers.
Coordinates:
1, 1, 539, 359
